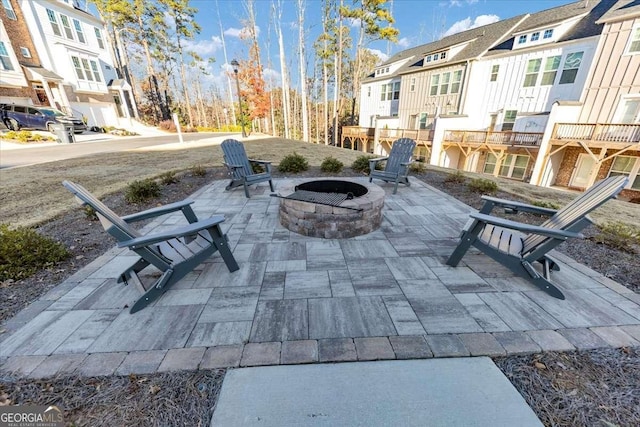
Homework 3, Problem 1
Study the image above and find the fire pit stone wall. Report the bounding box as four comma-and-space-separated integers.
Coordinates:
278, 179, 385, 239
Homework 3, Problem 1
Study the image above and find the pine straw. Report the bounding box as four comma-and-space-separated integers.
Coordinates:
495, 347, 640, 427
0, 370, 225, 427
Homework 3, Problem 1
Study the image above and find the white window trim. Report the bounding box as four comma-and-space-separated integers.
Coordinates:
608, 155, 640, 190
614, 95, 640, 124
0, 40, 18, 72
19, 46, 31, 58
624, 25, 640, 55
2, 0, 16, 20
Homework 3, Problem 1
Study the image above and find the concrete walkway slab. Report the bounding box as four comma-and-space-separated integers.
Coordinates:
211, 358, 543, 427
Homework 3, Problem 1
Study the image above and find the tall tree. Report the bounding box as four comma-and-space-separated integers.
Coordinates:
297, 0, 309, 142
341, 0, 398, 125
274, 0, 291, 139
216, 0, 236, 126
161, 0, 201, 128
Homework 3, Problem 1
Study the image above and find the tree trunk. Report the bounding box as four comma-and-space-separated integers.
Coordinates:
216, 0, 236, 125
275, 0, 290, 139
297, 0, 309, 142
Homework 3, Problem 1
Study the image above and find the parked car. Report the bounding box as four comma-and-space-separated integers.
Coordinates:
0, 104, 87, 134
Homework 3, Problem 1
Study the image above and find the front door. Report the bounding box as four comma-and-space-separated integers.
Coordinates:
570, 153, 596, 188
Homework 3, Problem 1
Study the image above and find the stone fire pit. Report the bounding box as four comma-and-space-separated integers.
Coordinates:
277, 178, 385, 239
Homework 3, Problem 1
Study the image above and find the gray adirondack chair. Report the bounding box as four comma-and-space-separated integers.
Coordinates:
369, 138, 416, 194
63, 180, 239, 313
221, 139, 274, 198
446, 175, 628, 299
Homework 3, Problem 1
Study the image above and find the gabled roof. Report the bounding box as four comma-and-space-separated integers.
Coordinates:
487, 0, 615, 56
596, 0, 640, 23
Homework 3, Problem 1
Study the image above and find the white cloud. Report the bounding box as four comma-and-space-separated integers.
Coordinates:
183, 36, 223, 56
224, 25, 261, 39
443, 14, 500, 37
397, 37, 411, 48
366, 48, 389, 62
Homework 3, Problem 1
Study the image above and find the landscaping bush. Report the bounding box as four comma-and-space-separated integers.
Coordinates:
321, 157, 344, 173
409, 161, 426, 173
158, 120, 177, 132
531, 200, 560, 210
351, 155, 376, 174
595, 221, 640, 254
83, 205, 98, 221
444, 170, 466, 184
158, 171, 179, 185
467, 178, 498, 194
278, 152, 309, 173
3, 130, 54, 143
0, 224, 70, 282
190, 164, 207, 177
124, 178, 161, 204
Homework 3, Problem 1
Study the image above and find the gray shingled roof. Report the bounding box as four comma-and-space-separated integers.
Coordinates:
364, 0, 619, 82
597, 0, 640, 22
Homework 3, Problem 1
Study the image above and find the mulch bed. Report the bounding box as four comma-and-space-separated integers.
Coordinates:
1, 166, 638, 426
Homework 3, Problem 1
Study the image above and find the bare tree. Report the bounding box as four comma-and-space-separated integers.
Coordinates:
297, 0, 309, 142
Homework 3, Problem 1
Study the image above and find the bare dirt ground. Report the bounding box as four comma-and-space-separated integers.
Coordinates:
1, 161, 639, 426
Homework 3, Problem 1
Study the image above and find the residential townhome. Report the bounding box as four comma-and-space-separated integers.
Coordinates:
0, 0, 59, 106
8, 0, 135, 127
531, 0, 640, 200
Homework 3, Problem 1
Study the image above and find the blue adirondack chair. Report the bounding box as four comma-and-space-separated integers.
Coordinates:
369, 138, 416, 194
447, 175, 628, 299
221, 139, 274, 198
63, 180, 239, 313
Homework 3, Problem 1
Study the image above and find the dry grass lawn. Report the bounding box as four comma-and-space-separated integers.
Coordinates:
1, 135, 639, 228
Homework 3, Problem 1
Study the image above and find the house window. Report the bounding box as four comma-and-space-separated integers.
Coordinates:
426, 55, 432, 63
430, 74, 439, 95
90, 60, 102, 82
20, 47, 31, 58
440, 72, 450, 95
543, 29, 553, 39
60, 15, 74, 40
410, 77, 415, 92
71, 56, 84, 79
615, 98, 640, 123
0, 41, 14, 71
81, 58, 94, 81
541, 55, 561, 85
490, 64, 499, 82
47, 9, 62, 37
380, 84, 389, 101
502, 110, 517, 131
523, 58, 541, 87
418, 113, 429, 129
627, 26, 640, 54
499, 154, 529, 180
609, 156, 640, 190
73, 19, 85, 43
2, 0, 16, 20
392, 81, 400, 100
559, 51, 583, 84
518, 35, 527, 44
440, 51, 446, 60
483, 153, 498, 174
531, 32, 540, 41
451, 70, 462, 94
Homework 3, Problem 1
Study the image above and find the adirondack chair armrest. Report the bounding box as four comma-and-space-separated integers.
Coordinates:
479, 195, 558, 216
369, 157, 388, 164
117, 215, 227, 249
121, 199, 195, 223
469, 213, 584, 240
248, 159, 271, 165
400, 160, 413, 166
223, 162, 244, 170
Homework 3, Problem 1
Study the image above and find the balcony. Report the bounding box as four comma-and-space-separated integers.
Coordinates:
379, 129, 434, 143
444, 130, 543, 146
552, 123, 640, 144
342, 126, 375, 138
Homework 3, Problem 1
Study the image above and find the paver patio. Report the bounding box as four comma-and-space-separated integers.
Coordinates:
1, 177, 639, 377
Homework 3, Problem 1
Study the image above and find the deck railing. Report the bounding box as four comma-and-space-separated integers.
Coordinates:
341, 126, 375, 137
553, 123, 640, 143
444, 130, 543, 146
378, 128, 434, 142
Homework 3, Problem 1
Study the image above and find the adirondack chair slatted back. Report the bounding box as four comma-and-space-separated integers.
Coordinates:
385, 138, 415, 173
522, 175, 627, 254
221, 139, 253, 179
63, 181, 142, 240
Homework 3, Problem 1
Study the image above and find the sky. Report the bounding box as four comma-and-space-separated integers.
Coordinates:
182, 0, 573, 94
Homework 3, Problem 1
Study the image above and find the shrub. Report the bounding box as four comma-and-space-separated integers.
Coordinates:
3, 130, 54, 143
321, 157, 344, 173
158, 120, 177, 132
83, 205, 98, 221
409, 161, 426, 173
252, 163, 265, 174
278, 152, 309, 173
595, 221, 640, 254
351, 155, 376, 174
467, 178, 498, 194
125, 178, 161, 204
158, 171, 179, 185
0, 224, 70, 282
190, 164, 207, 177
444, 170, 466, 184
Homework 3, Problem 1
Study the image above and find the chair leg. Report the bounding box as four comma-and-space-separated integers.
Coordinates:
269, 179, 274, 192
208, 225, 240, 272
118, 258, 150, 285
369, 177, 373, 183
446, 223, 482, 266
393, 179, 399, 194
243, 182, 250, 198
521, 261, 565, 299
130, 268, 174, 313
